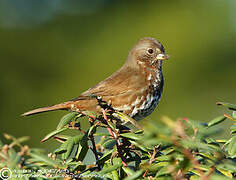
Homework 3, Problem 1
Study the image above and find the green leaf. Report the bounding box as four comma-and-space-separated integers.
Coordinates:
102, 138, 116, 147
129, 140, 149, 152
155, 166, 170, 177
41, 127, 67, 142
161, 147, 175, 155
232, 111, 236, 119
100, 162, 122, 175
0, 139, 3, 147
8, 148, 21, 169
216, 102, 236, 111
53, 147, 67, 155
64, 137, 75, 159
216, 168, 233, 178
74, 134, 88, 161
122, 167, 135, 176
207, 116, 227, 127
88, 124, 97, 136
73, 134, 84, 144
15, 136, 30, 144
112, 169, 119, 180
148, 162, 170, 171
204, 175, 231, 180
120, 133, 141, 140
197, 152, 217, 161
156, 155, 171, 162
57, 112, 79, 130
217, 162, 236, 173
124, 170, 144, 180
94, 133, 111, 136
113, 111, 143, 130
58, 134, 85, 160
230, 125, 236, 134
97, 149, 115, 165
30, 151, 63, 168
181, 139, 218, 151
68, 161, 86, 172
228, 136, 236, 157
55, 139, 70, 156
190, 175, 201, 180
53, 135, 71, 143
216, 139, 227, 143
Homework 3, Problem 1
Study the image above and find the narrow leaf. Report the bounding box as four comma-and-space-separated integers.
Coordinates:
228, 136, 236, 157
113, 111, 143, 130
216, 102, 236, 111
88, 124, 97, 137
64, 137, 74, 159
233, 111, 236, 119
30, 152, 63, 168
0, 140, 3, 147
53, 135, 71, 143
16, 136, 30, 144
74, 134, 88, 161
230, 125, 236, 134
112, 169, 119, 180
41, 127, 67, 142
57, 112, 79, 130
8, 149, 21, 169
216, 168, 233, 178
207, 116, 226, 127
97, 149, 115, 165
155, 166, 170, 177
120, 133, 141, 140
100, 162, 122, 175
124, 170, 144, 180
129, 140, 149, 152
122, 167, 135, 176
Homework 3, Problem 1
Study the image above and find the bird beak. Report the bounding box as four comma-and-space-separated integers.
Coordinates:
156, 53, 170, 61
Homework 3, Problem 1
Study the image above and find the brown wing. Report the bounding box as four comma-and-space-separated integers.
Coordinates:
87, 67, 141, 95
71, 66, 146, 113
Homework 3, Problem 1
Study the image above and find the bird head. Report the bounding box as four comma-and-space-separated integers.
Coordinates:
128, 37, 169, 67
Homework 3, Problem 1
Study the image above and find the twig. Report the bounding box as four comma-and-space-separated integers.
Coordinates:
88, 120, 99, 163
143, 146, 159, 177
101, 108, 127, 166
90, 134, 99, 160
101, 108, 116, 138
116, 141, 128, 167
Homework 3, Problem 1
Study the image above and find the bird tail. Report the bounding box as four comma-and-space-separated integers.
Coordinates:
22, 102, 72, 116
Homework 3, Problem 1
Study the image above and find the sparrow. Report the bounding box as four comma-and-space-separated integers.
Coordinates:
23, 37, 169, 121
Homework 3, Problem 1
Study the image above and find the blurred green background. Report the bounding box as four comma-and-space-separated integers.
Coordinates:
0, 0, 235, 149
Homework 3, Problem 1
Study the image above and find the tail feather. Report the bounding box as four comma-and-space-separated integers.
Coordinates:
22, 102, 71, 116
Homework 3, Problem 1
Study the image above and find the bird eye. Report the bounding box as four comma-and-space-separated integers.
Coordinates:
147, 48, 154, 54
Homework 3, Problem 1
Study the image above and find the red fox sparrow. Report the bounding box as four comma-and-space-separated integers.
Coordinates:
23, 37, 169, 120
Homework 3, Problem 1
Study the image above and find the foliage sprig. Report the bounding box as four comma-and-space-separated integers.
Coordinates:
0, 102, 236, 179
